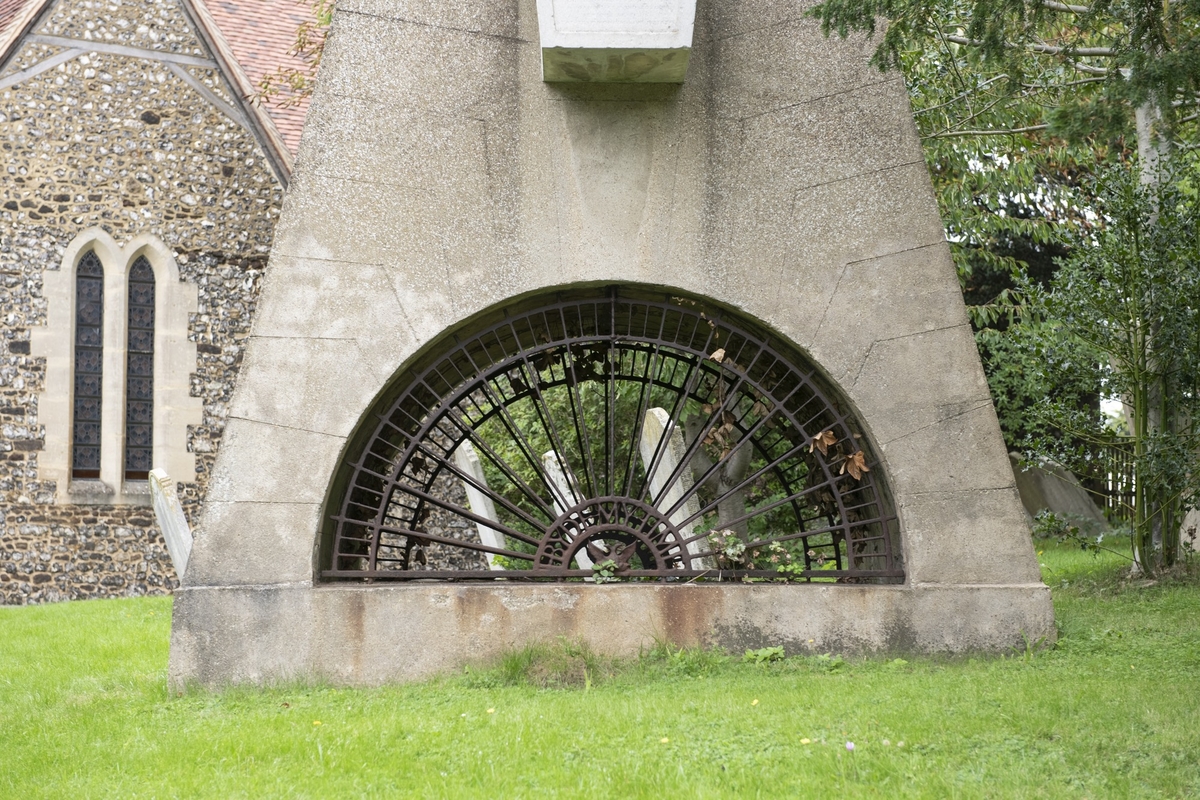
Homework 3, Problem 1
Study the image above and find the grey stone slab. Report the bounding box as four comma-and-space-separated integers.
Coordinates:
787, 160, 946, 268
701, 0, 814, 41
204, 417, 346, 506
736, 80, 921, 195
187, 501, 320, 587
269, 175, 457, 332
318, 10, 519, 119
899, 488, 1042, 585
879, 402, 1017, 499
302, 98, 492, 192
1010, 453, 1107, 525
710, 19, 886, 119
849, 324, 994, 446
170, 585, 316, 690
708, 162, 946, 341
906, 584, 1055, 651
228, 336, 389, 438
251, 255, 421, 366
806, 244, 968, 385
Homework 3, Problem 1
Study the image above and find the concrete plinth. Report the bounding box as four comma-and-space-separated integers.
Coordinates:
169, 0, 1053, 688
170, 583, 1053, 689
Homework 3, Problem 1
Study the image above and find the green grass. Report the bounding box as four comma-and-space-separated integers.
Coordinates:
2, 541, 1198, 798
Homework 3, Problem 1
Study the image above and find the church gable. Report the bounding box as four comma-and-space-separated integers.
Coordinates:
0, 0, 309, 604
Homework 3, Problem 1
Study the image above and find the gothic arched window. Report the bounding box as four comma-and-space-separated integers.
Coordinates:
125, 256, 155, 480
72, 250, 104, 479
37, 230, 203, 504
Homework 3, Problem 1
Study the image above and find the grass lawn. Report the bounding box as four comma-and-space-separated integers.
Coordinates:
2, 541, 1198, 798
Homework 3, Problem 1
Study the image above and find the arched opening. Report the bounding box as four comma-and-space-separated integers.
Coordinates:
322, 286, 902, 583
124, 255, 156, 481
71, 250, 104, 480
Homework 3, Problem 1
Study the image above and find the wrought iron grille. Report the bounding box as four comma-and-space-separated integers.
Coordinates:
125, 256, 155, 480
323, 287, 902, 583
72, 250, 104, 479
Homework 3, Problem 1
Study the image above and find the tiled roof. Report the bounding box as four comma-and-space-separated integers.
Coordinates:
202, 0, 314, 157
1, 0, 313, 163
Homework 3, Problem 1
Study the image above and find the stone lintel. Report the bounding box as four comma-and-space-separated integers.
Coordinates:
537, 0, 696, 82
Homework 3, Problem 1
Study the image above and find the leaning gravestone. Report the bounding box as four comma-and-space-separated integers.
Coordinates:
169, 0, 1053, 688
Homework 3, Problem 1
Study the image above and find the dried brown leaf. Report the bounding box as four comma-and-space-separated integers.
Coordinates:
839, 451, 870, 481
809, 430, 837, 455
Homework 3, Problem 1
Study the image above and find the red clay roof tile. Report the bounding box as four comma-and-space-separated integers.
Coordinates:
0, 0, 37, 36
204, 0, 314, 157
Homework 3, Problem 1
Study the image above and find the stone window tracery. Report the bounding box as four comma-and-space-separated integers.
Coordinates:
32, 230, 203, 505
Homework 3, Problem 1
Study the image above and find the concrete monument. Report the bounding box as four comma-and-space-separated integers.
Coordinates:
169, 0, 1053, 688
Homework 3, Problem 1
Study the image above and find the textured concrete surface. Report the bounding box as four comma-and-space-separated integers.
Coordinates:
170, 582, 1055, 689
171, 0, 1053, 685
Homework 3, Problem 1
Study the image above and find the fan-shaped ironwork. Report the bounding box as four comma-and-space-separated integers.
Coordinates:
322, 287, 902, 582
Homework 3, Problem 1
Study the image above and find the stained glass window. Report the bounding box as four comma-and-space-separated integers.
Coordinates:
125, 256, 155, 480
72, 251, 104, 479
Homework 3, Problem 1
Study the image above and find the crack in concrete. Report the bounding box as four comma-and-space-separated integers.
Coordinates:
735, 76, 899, 123
342, 8, 529, 44
791, 158, 925, 198
227, 415, 345, 439
880, 399, 994, 446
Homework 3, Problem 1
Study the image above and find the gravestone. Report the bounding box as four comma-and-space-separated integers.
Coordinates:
169, 0, 1053, 688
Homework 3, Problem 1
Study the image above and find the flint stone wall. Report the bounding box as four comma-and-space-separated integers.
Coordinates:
0, 0, 278, 604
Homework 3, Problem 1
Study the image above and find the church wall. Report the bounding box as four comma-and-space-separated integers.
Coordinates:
0, 0, 279, 603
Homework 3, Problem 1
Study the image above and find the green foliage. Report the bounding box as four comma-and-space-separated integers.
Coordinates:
590, 558, 619, 583
812, 0, 1200, 463
5, 571, 1200, 797
1016, 160, 1200, 572
810, 0, 1200, 135
741, 646, 786, 664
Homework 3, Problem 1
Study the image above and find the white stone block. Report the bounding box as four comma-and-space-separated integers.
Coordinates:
536, 0, 696, 82
452, 442, 508, 570
150, 469, 192, 580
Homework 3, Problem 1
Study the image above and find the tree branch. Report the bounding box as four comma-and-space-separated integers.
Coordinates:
923, 124, 1051, 139
1039, 0, 1091, 13
914, 75, 1010, 117
943, 34, 1115, 57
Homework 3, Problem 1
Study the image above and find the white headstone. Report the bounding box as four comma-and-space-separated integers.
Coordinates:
640, 407, 713, 569
452, 442, 508, 569
542, 450, 594, 569
149, 468, 192, 580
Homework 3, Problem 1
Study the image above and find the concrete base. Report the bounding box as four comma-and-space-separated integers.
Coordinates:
169, 582, 1054, 689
